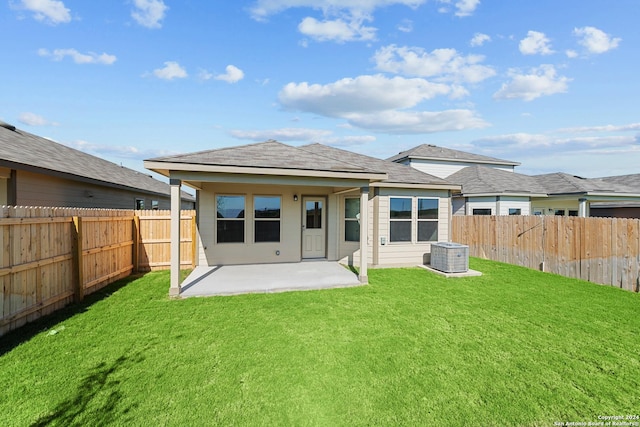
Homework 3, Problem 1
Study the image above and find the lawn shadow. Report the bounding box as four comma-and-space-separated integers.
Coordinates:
0, 274, 145, 357
30, 348, 145, 427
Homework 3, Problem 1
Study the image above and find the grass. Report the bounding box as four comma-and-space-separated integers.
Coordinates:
1, 258, 639, 426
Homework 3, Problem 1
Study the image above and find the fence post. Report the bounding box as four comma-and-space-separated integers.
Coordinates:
191, 215, 197, 269
133, 215, 140, 273
71, 216, 84, 302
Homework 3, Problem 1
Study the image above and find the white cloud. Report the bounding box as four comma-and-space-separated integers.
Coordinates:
18, 112, 58, 126
519, 31, 554, 55
493, 64, 570, 101
64, 140, 176, 160
470, 32, 490, 47
565, 49, 578, 58
434, 0, 480, 17
573, 26, 621, 54
321, 135, 377, 146
398, 19, 413, 33
343, 109, 488, 133
279, 74, 451, 116
131, 0, 168, 29
230, 128, 332, 141
558, 123, 640, 133
215, 65, 245, 83
38, 48, 117, 65
373, 45, 495, 84
16, 0, 71, 24
152, 61, 187, 80
298, 16, 376, 42
249, 0, 426, 21
278, 74, 488, 133
452, 0, 480, 17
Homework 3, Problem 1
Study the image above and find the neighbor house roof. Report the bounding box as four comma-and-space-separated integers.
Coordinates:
533, 172, 640, 196
387, 144, 521, 166
146, 140, 388, 181
300, 143, 459, 189
448, 165, 547, 197
0, 122, 194, 201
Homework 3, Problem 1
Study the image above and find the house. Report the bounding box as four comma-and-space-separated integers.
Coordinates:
144, 140, 460, 295
391, 143, 640, 218
531, 173, 640, 217
388, 144, 520, 179
447, 166, 548, 216
0, 121, 195, 209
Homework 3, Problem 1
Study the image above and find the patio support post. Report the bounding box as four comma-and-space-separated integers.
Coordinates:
359, 186, 369, 283
578, 198, 589, 218
170, 178, 182, 296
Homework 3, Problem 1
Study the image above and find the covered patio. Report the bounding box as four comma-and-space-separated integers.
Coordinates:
179, 261, 362, 297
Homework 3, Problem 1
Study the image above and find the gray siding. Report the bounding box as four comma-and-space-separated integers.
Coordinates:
14, 170, 180, 209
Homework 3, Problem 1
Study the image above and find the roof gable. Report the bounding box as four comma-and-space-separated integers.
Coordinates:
148, 140, 379, 175
300, 143, 454, 187
388, 144, 520, 166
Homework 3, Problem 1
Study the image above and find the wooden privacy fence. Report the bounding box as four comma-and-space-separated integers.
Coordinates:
452, 215, 640, 292
1, 207, 196, 336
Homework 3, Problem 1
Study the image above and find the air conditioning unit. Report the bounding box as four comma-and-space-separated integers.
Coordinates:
430, 242, 469, 273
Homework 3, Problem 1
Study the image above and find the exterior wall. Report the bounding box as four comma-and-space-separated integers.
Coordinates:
467, 196, 498, 215
369, 188, 450, 267
13, 169, 186, 209
496, 196, 531, 216
405, 159, 515, 179
452, 197, 466, 216
198, 182, 337, 265
0, 178, 6, 205
531, 198, 580, 216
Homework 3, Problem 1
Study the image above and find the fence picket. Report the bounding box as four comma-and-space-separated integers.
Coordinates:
452, 215, 640, 292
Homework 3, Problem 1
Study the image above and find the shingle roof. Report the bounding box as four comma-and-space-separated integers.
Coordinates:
300, 143, 455, 186
533, 172, 638, 195
448, 166, 547, 196
0, 124, 194, 201
599, 173, 640, 188
387, 144, 520, 166
148, 140, 380, 174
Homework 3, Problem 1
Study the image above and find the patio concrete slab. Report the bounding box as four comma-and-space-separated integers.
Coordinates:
179, 261, 362, 297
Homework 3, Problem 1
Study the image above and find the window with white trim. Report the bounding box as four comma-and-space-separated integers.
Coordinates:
417, 198, 438, 242
389, 197, 412, 242
344, 197, 360, 242
254, 196, 281, 242
216, 195, 245, 243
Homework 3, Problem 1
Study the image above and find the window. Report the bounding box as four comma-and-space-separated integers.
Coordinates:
568, 210, 579, 217
473, 208, 492, 215
135, 198, 145, 210
509, 208, 522, 216
390, 198, 412, 242
344, 198, 360, 242
306, 201, 323, 229
254, 196, 281, 242
216, 195, 245, 243
417, 198, 438, 242
152, 200, 159, 210
554, 209, 565, 216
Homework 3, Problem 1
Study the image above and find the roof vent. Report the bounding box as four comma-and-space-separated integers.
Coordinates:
0, 121, 16, 132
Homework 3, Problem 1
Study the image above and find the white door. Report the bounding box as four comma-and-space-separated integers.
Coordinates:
302, 197, 326, 259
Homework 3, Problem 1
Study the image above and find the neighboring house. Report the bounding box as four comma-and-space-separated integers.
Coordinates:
447, 166, 548, 216
388, 144, 520, 179
589, 174, 640, 218
0, 121, 195, 209
144, 140, 461, 294
531, 173, 640, 217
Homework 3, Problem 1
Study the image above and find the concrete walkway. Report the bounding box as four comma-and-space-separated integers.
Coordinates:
179, 261, 362, 297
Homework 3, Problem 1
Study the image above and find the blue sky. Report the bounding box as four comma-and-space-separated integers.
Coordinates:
2, 0, 639, 179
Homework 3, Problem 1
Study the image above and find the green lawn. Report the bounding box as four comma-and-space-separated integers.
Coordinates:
1, 259, 639, 427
